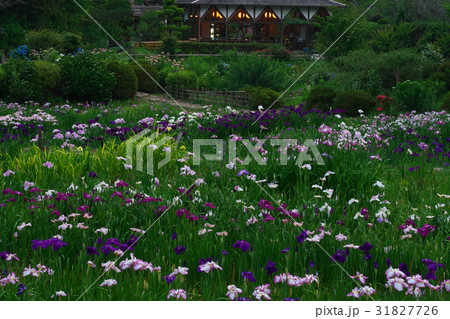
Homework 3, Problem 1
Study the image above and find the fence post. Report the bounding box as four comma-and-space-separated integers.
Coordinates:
38, 127, 43, 150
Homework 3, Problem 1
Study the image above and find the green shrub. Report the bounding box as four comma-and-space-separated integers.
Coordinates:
333, 90, 376, 116
29, 48, 63, 63
107, 61, 138, 100
259, 45, 291, 61
0, 65, 6, 99
26, 30, 65, 51
1, 58, 43, 102
392, 80, 437, 112
431, 61, 450, 91
379, 49, 428, 89
327, 49, 384, 95
59, 53, 115, 102
34, 60, 62, 98
178, 42, 272, 54
437, 32, 450, 60
184, 55, 217, 76
62, 32, 83, 54
198, 70, 225, 90
224, 53, 291, 91
306, 86, 337, 111
441, 92, 450, 112
166, 70, 197, 90
247, 87, 283, 110
0, 22, 26, 52
160, 35, 178, 55
131, 61, 160, 93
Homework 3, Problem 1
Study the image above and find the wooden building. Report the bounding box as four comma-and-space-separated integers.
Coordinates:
175, 0, 346, 49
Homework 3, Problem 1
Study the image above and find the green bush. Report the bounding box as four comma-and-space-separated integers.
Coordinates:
107, 61, 138, 100
392, 80, 437, 112
0, 22, 26, 52
166, 70, 197, 90
247, 87, 284, 110
309, 49, 434, 94
437, 32, 450, 60
0, 65, 6, 99
431, 61, 450, 91
378, 49, 428, 89
158, 65, 173, 87
160, 35, 178, 55
26, 30, 65, 51
333, 90, 376, 116
441, 92, 450, 112
224, 53, 291, 91
1, 58, 43, 102
62, 32, 83, 54
131, 61, 160, 93
178, 42, 272, 54
198, 70, 225, 90
256, 45, 291, 62
59, 53, 115, 102
34, 60, 62, 98
306, 86, 337, 111
184, 55, 218, 76
327, 49, 384, 95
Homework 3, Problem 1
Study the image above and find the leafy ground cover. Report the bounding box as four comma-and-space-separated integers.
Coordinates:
0, 100, 449, 300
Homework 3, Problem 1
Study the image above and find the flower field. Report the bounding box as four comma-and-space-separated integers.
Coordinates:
0, 100, 449, 301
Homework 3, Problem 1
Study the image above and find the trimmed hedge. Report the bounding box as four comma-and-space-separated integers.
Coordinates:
306, 86, 337, 111
178, 42, 273, 54
131, 61, 160, 93
166, 71, 197, 90
1, 58, 43, 102
442, 91, 450, 112
160, 35, 178, 55
34, 60, 62, 98
248, 86, 283, 110
60, 53, 116, 102
26, 30, 65, 52
107, 61, 138, 100
62, 32, 83, 54
0, 65, 6, 99
334, 90, 376, 116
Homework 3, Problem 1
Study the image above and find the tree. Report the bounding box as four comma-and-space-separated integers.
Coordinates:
91, 0, 134, 45
135, 9, 164, 41
313, 6, 371, 57
158, 0, 189, 38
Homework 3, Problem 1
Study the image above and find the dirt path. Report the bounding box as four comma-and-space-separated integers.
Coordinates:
136, 92, 204, 110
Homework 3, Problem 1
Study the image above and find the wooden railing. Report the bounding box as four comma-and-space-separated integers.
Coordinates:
168, 86, 250, 108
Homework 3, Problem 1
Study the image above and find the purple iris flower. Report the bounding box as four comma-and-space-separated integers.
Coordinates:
241, 271, 256, 282
233, 240, 251, 252
17, 284, 27, 296
297, 230, 308, 243
86, 246, 100, 256
174, 245, 186, 255
264, 260, 278, 276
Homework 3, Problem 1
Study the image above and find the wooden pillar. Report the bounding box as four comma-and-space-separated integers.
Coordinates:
252, 6, 256, 42
197, 5, 201, 42
280, 6, 284, 46
226, 5, 229, 42
307, 7, 311, 46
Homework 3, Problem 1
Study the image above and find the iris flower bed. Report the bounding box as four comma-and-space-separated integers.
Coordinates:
0, 100, 449, 300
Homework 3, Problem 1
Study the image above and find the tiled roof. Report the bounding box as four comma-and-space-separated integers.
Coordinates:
176, 0, 345, 7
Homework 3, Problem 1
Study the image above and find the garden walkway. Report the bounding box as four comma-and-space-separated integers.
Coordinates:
136, 91, 204, 109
